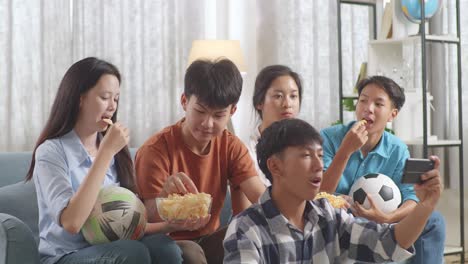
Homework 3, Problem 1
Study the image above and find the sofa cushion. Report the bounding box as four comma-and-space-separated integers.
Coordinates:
0, 181, 38, 245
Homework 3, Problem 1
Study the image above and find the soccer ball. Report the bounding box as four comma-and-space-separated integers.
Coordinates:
81, 186, 147, 245
349, 173, 402, 214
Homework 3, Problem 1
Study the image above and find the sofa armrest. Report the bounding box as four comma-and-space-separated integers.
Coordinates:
0, 181, 39, 245
0, 213, 39, 264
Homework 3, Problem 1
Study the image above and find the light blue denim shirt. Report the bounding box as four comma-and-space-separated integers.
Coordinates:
32, 130, 118, 264
320, 121, 418, 203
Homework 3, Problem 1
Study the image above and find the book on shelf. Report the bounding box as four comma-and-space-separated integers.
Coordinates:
353, 62, 367, 93
378, 0, 393, 40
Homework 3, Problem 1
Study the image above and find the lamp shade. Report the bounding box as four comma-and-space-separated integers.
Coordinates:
187, 40, 246, 73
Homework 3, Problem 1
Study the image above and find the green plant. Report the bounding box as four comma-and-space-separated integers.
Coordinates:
385, 127, 395, 134
332, 120, 343, 126
342, 98, 356, 112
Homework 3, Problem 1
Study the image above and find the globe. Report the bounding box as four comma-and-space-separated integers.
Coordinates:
401, 0, 441, 23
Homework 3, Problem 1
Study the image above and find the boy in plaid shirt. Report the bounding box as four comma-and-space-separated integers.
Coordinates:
223, 118, 442, 263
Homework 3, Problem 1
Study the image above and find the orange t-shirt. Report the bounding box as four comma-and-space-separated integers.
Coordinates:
135, 119, 257, 240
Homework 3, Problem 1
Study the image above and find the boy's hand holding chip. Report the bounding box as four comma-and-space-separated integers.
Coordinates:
341, 119, 368, 155
160, 172, 198, 197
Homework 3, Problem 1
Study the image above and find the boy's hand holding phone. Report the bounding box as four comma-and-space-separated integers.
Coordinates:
408, 156, 442, 209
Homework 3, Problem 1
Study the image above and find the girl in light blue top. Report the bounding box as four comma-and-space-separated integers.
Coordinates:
26, 57, 182, 264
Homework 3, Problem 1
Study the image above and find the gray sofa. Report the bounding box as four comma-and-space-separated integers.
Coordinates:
0, 150, 232, 264
0, 152, 39, 264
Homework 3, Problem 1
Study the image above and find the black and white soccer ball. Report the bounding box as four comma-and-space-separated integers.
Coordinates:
349, 173, 402, 214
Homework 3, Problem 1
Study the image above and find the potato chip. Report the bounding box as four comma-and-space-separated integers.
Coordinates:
156, 192, 212, 221
314, 192, 347, 209
102, 118, 113, 125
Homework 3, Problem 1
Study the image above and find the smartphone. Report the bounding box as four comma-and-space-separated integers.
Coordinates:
402, 158, 435, 184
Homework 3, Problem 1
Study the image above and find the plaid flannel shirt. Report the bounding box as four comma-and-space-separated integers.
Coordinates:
223, 188, 414, 264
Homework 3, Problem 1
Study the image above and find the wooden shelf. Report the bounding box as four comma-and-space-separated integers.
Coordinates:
426, 35, 460, 44
340, 0, 375, 5
369, 35, 459, 45
444, 245, 464, 256
369, 38, 412, 45
404, 139, 461, 147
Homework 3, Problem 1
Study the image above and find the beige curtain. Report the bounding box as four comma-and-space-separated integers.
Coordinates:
256, 0, 370, 129
0, 0, 73, 151
0, 0, 205, 151
71, 0, 205, 148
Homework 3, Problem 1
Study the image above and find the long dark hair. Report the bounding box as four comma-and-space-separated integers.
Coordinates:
253, 65, 303, 119
26, 57, 135, 191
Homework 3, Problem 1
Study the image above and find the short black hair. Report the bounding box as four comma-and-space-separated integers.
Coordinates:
253, 65, 303, 118
184, 58, 243, 108
357, 75, 405, 111
256, 119, 322, 183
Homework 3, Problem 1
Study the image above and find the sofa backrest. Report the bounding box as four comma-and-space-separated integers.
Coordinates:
0, 152, 32, 188
0, 149, 137, 188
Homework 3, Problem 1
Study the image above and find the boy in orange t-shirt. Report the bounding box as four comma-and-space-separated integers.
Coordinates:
135, 59, 266, 263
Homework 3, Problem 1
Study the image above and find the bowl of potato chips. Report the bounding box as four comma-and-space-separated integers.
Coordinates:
156, 192, 212, 221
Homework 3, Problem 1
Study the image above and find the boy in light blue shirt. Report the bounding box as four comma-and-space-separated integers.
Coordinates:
320, 76, 445, 264
321, 121, 417, 203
